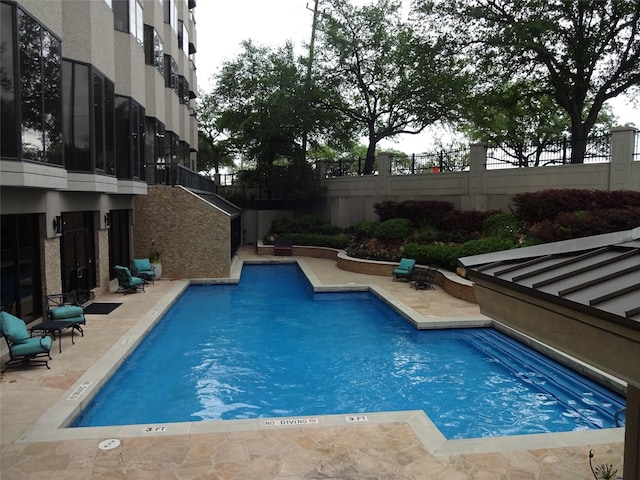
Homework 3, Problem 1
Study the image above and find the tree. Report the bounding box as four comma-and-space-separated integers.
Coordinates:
415, 0, 640, 164
314, 0, 467, 174
196, 89, 235, 175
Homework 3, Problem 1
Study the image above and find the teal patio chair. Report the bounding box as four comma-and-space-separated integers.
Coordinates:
132, 258, 156, 284
0, 311, 52, 372
392, 258, 416, 282
114, 265, 146, 294
46, 292, 86, 336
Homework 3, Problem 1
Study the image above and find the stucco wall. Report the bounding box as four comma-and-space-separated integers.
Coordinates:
133, 186, 231, 279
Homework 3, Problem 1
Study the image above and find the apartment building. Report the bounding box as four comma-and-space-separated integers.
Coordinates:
1, 0, 199, 322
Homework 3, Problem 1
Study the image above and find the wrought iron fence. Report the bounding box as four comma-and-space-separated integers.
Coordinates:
485, 134, 611, 169
389, 149, 470, 175
323, 157, 364, 177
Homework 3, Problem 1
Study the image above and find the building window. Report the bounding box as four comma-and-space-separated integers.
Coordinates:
145, 117, 166, 184
164, 54, 178, 94
178, 20, 189, 54
3, 6, 63, 164
178, 76, 190, 104
144, 25, 164, 75
62, 61, 115, 174
115, 95, 145, 180
164, 0, 178, 34
113, 0, 143, 45
1, 2, 18, 159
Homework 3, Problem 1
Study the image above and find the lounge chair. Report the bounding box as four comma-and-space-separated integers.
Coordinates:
46, 292, 86, 336
132, 258, 156, 284
0, 311, 52, 372
114, 265, 146, 294
410, 265, 438, 290
392, 258, 416, 281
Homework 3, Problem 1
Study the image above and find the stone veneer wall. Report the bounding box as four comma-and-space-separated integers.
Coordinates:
133, 186, 231, 279
256, 242, 476, 303
42, 237, 62, 297
96, 229, 110, 295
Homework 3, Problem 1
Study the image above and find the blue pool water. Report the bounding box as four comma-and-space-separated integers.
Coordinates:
72, 264, 625, 439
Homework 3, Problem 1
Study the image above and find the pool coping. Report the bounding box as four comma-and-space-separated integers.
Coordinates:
18, 258, 625, 456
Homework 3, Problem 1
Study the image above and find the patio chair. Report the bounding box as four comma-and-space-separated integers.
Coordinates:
46, 292, 86, 336
0, 311, 52, 372
410, 265, 438, 290
392, 258, 416, 282
132, 258, 156, 284
114, 265, 146, 294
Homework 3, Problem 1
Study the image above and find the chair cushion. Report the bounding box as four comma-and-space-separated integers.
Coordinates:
130, 276, 145, 287
133, 258, 152, 272
10, 335, 52, 356
50, 305, 84, 319
0, 311, 29, 343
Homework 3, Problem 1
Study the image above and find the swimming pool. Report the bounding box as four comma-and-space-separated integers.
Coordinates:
72, 263, 625, 438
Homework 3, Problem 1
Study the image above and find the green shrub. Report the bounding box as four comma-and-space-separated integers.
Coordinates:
458, 237, 515, 258
436, 210, 499, 243
528, 206, 640, 242
511, 189, 640, 224
374, 200, 455, 225
401, 243, 461, 271
271, 215, 341, 235
353, 220, 378, 239
482, 213, 519, 240
279, 233, 350, 249
374, 218, 412, 241
408, 224, 441, 244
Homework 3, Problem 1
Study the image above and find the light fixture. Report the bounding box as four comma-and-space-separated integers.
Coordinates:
52, 215, 63, 234
104, 212, 110, 227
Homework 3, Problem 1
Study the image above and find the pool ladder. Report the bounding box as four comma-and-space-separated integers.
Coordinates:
614, 407, 626, 427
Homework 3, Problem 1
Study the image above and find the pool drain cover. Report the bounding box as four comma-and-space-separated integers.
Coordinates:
98, 438, 121, 451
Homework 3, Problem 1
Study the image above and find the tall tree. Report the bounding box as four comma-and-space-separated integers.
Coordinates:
415, 0, 640, 163
196, 89, 235, 175
314, 0, 467, 174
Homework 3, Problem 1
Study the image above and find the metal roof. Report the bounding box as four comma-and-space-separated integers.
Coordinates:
459, 228, 640, 327
193, 192, 242, 219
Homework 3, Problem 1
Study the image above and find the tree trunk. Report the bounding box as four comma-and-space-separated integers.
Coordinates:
363, 141, 377, 175
569, 120, 588, 164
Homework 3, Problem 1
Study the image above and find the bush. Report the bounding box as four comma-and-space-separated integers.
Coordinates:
408, 224, 441, 244
528, 206, 640, 242
511, 189, 640, 224
482, 213, 520, 240
374, 200, 454, 225
278, 233, 350, 249
436, 210, 499, 243
458, 237, 516, 258
270, 215, 341, 235
353, 220, 378, 239
401, 243, 462, 271
374, 218, 412, 241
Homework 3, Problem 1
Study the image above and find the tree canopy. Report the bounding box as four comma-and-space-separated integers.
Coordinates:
414, 0, 640, 163
314, 0, 467, 174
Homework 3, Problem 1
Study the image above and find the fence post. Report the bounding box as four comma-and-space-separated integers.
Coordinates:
609, 127, 637, 191
463, 143, 488, 211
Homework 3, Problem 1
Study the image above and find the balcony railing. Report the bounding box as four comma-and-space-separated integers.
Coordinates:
149, 163, 215, 193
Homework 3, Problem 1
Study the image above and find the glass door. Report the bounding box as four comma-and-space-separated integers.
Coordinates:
61, 212, 95, 303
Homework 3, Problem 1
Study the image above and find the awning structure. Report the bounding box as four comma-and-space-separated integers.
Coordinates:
459, 227, 640, 480
461, 231, 640, 329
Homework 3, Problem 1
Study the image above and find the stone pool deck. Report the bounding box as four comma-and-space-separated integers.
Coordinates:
0, 247, 624, 478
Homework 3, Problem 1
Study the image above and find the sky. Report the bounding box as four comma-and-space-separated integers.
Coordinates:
194, 1, 638, 155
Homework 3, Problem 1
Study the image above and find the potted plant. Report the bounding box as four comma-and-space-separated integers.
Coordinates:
149, 239, 162, 279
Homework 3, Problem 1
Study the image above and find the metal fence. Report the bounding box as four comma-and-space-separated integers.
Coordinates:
323, 157, 364, 177
389, 150, 469, 175
485, 135, 611, 169
635, 131, 640, 162
150, 163, 216, 193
